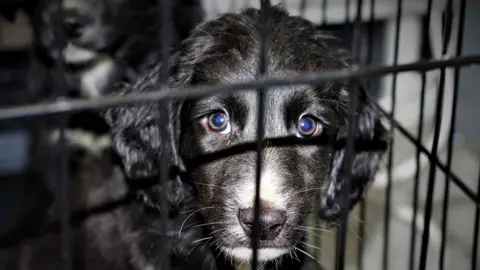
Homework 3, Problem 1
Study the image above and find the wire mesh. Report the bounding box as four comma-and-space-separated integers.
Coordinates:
0, 0, 479, 270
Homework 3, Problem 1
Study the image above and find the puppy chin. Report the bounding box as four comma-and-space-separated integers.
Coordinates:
223, 247, 290, 262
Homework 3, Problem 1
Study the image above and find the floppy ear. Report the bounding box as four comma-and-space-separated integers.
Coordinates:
319, 84, 388, 222
102, 24, 211, 180
102, 64, 181, 180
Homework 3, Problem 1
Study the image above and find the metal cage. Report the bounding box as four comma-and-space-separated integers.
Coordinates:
0, 0, 478, 270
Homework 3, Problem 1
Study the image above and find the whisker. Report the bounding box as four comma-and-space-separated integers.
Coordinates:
191, 221, 226, 229
179, 206, 219, 215
349, 215, 365, 224
349, 223, 363, 242
295, 227, 322, 240
193, 181, 229, 190
319, 97, 349, 110
179, 206, 217, 238
191, 236, 213, 245
237, 258, 248, 270
219, 247, 225, 261
300, 241, 323, 252
294, 247, 321, 265
201, 237, 216, 250
297, 225, 332, 233
208, 227, 229, 236
291, 187, 326, 196
291, 248, 300, 261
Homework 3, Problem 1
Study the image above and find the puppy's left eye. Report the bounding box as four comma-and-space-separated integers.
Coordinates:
205, 112, 231, 134
296, 115, 323, 138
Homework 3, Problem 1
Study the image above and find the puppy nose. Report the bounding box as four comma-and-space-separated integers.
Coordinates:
63, 16, 85, 38
238, 208, 287, 240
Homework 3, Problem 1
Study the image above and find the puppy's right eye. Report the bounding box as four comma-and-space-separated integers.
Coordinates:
295, 115, 323, 138
205, 112, 231, 134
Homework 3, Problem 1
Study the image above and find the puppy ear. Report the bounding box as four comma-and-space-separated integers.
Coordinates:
102, 65, 181, 180
320, 84, 388, 222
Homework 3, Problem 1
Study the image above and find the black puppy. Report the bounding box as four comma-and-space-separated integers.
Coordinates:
29, 0, 205, 99
104, 5, 388, 270
0, 130, 217, 270
26, 0, 205, 136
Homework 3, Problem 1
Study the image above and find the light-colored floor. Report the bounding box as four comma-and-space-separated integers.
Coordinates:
306, 131, 479, 270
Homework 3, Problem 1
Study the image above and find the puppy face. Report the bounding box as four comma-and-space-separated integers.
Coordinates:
169, 7, 388, 262
104, 5, 388, 265
180, 87, 338, 261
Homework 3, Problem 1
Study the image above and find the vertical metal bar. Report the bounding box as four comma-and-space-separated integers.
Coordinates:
251, 1, 270, 269
157, 0, 172, 269
321, 0, 327, 26
313, 192, 322, 260
472, 167, 480, 270
357, 0, 376, 268
57, 118, 71, 270
334, 0, 352, 265
359, 0, 376, 269
345, 0, 351, 26
365, 0, 375, 89
315, 0, 334, 257
408, 2, 433, 270
159, 0, 171, 80
418, 1, 454, 267
382, 0, 402, 269
439, 1, 466, 269
417, 53, 445, 270
335, 1, 363, 269
300, 0, 307, 17
408, 71, 427, 270
436, 3, 463, 270
334, 84, 359, 270
335, 0, 351, 267
50, 1, 72, 269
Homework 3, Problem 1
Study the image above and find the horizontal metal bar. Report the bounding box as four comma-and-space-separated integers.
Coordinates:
0, 55, 478, 121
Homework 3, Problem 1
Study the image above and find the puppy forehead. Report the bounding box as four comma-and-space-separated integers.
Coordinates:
195, 85, 315, 115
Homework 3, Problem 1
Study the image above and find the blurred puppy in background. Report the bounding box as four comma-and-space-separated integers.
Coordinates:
27, 0, 205, 135
29, 0, 205, 99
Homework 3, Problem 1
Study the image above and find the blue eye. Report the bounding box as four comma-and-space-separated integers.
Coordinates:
296, 116, 322, 138
207, 112, 231, 134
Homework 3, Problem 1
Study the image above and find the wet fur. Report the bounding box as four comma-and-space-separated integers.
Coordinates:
104, 5, 388, 270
